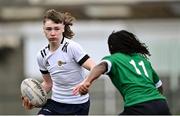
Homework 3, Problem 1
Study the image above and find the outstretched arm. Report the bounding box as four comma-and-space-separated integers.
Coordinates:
73, 61, 108, 95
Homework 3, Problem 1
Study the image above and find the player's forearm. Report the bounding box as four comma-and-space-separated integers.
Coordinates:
41, 73, 52, 93
41, 81, 52, 93
85, 62, 107, 85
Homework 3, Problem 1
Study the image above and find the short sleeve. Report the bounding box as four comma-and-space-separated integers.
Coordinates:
101, 55, 113, 74
152, 68, 162, 88
100, 60, 112, 74
69, 41, 88, 64
37, 52, 48, 74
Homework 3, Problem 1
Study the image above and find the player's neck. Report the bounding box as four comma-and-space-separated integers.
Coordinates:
49, 36, 63, 52
49, 42, 60, 52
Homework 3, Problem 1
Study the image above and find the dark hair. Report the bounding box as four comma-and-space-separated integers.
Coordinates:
43, 9, 75, 39
108, 30, 151, 57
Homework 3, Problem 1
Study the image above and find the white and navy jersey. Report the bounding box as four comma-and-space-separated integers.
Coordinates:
37, 37, 89, 104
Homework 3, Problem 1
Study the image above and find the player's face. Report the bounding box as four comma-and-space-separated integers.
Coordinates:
43, 19, 64, 43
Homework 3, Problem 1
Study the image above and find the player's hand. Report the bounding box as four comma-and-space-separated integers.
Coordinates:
73, 81, 91, 95
21, 96, 34, 110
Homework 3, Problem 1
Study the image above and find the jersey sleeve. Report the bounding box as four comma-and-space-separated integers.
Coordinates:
69, 41, 89, 66
148, 61, 162, 88
152, 68, 162, 88
101, 56, 112, 74
37, 52, 49, 74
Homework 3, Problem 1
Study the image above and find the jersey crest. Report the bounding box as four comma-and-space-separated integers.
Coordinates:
57, 60, 66, 66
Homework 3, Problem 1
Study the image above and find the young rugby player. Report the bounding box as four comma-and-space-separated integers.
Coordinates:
73, 30, 171, 115
22, 9, 95, 115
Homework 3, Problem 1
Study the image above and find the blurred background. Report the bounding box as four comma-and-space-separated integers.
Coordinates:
0, 0, 180, 115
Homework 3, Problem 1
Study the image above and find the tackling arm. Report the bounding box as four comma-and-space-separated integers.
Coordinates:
85, 61, 107, 84
73, 61, 107, 95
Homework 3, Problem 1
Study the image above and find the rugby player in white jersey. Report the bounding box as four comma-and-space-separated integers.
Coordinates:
22, 9, 95, 115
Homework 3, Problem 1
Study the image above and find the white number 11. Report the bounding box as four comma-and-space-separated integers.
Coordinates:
129, 59, 149, 77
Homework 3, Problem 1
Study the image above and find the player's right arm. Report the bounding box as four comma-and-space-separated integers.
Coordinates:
37, 48, 52, 93
21, 74, 52, 110
22, 49, 52, 110
41, 73, 52, 94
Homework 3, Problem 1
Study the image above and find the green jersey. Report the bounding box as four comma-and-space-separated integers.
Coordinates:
102, 53, 165, 107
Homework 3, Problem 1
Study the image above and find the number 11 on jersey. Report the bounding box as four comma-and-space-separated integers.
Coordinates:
129, 59, 149, 77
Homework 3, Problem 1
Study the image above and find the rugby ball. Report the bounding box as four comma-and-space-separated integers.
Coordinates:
21, 78, 47, 107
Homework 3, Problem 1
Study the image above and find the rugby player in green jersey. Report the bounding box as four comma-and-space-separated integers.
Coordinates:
73, 30, 171, 115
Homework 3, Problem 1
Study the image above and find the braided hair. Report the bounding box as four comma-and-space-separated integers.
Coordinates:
108, 30, 151, 57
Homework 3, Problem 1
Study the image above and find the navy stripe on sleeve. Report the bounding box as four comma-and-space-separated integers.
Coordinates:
78, 54, 90, 66
41, 51, 44, 58
40, 70, 49, 74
